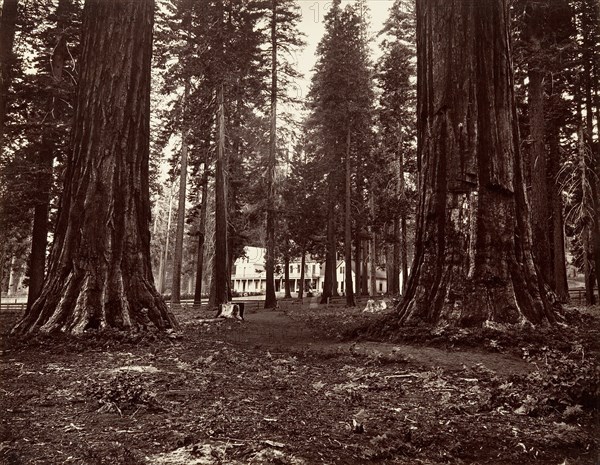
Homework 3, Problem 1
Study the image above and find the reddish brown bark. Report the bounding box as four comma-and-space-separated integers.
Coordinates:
396, 0, 558, 327
13, 0, 178, 335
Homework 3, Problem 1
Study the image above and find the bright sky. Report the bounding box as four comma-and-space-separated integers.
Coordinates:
294, 0, 394, 102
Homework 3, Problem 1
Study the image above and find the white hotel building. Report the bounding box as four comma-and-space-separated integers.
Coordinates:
230, 246, 388, 296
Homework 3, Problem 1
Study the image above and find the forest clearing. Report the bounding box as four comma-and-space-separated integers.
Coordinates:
1, 302, 599, 465
1, 0, 600, 463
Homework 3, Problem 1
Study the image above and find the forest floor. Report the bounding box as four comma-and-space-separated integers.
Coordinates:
0, 300, 598, 465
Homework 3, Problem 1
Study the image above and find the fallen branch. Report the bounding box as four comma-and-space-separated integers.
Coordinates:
384, 373, 422, 380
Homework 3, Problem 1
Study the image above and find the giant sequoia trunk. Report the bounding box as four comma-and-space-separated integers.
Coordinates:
13, 0, 178, 335
0, 0, 18, 143
396, 0, 558, 327
526, 4, 552, 287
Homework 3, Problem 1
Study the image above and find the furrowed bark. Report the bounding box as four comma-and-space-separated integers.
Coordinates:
395, 0, 558, 327
13, 0, 178, 335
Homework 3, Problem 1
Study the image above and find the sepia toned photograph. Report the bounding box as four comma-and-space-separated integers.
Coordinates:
0, 0, 598, 463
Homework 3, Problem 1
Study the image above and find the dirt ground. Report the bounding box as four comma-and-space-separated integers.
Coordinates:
1, 301, 598, 465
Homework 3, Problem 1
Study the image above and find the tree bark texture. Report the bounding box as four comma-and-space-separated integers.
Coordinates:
13, 0, 178, 335
354, 228, 361, 295
298, 249, 306, 299
264, 0, 278, 309
171, 83, 190, 305
344, 128, 355, 306
26, 145, 53, 310
214, 83, 228, 307
401, 214, 408, 294
547, 123, 569, 302
283, 248, 291, 298
526, 11, 552, 286
193, 160, 209, 305
369, 189, 376, 295
0, 0, 18, 143
27, 0, 72, 310
396, 0, 558, 327
320, 180, 336, 304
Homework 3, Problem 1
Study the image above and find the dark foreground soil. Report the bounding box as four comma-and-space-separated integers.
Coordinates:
1, 301, 598, 465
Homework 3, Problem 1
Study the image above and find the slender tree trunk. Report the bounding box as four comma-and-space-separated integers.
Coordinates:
369, 188, 377, 295
395, 0, 557, 327
401, 214, 408, 294
578, 124, 595, 305
193, 160, 209, 306
354, 228, 361, 295
284, 246, 291, 298
0, 0, 18, 144
361, 238, 369, 295
158, 185, 174, 294
171, 83, 190, 305
27, 145, 52, 310
320, 179, 336, 304
392, 219, 399, 295
344, 127, 355, 306
264, 0, 278, 309
298, 248, 306, 299
214, 83, 228, 307
13, 0, 178, 335
27, 0, 73, 310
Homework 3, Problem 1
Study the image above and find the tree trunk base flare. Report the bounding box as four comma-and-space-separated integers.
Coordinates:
13, 268, 179, 335
10, 0, 179, 336
394, 190, 560, 328
376, 0, 563, 330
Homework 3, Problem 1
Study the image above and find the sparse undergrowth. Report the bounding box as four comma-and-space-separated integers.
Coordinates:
0, 304, 598, 464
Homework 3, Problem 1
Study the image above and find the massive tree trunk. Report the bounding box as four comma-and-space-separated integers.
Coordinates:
526, 4, 552, 287
214, 83, 228, 308
264, 0, 278, 309
344, 128, 355, 306
547, 122, 569, 302
395, 0, 558, 327
13, 0, 178, 335
171, 82, 190, 305
193, 159, 209, 306
0, 0, 18, 143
